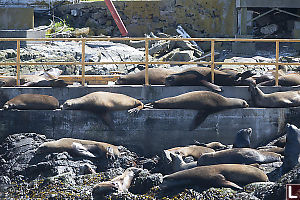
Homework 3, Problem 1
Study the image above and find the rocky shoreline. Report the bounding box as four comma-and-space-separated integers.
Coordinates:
0, 132, 298, 200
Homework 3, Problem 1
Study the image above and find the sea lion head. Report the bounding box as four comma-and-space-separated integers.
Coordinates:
115, 76, 126, 85
228, 98, 249, 108
233, 128, 252, 148
3, 102, 15, 110
61, 99, 79, 110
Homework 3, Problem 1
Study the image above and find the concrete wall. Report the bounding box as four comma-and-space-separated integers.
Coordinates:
56, 0, 237, 37
0, 108, 294, 156
0, 85, 299, 156
0, 8, 34, 30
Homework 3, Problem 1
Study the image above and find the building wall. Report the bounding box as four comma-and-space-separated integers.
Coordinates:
56, 0, 237, 37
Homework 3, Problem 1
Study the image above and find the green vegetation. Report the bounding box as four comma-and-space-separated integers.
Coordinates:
46, 20, 74, 37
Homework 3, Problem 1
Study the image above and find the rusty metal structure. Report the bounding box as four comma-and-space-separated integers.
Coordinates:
0, 37, 299, 86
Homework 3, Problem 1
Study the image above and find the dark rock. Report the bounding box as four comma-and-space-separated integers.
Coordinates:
130, 169, 163, 194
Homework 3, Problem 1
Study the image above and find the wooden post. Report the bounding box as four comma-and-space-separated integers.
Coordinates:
211, 40, 215, 83
82, 39, 86, 86
275, 41, 279, 86
16, 40, 20, 86
145, 38, 149, 86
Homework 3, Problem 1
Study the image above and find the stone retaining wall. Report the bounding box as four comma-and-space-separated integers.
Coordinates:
55, 0, 236, 37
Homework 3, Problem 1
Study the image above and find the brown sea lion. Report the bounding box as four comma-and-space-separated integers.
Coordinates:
197, 148, 282, 166
194, 141, 228, 151
166, 145, 215, 160
116, 68, 177, 85
0, 75, 67, 87
165, 67, 254, 91
21, 75, 67, 87
233, 128, 252, 148
257, 146, 285, 156
3, 94, 59, 110
37, 138, 120, 158
167, 152, 197, 173
61, 91, 144, 129
259, 73, 300, 86
92, 167, 142, 198
273, 136, 286, 148
282, 124, 300, 172
160, 164, 268, 190
249, 83, 300, 108
146, 91, 249, 130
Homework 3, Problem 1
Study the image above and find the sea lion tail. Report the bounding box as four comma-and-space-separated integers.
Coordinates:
189, 111, 209, 131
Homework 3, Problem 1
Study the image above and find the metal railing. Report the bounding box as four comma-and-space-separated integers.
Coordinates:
0, 37, 300, 86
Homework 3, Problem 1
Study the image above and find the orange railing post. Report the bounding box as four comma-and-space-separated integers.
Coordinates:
275, 41, 280, 86
16, 40, 20, 86
144, 38, 149, 86
81, 39, 86, 86
211, 40, 215, 83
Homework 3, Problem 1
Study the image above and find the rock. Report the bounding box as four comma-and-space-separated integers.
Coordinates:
260, 24, 278, 35
244, 182, 277, 199
130, 169, 163, 194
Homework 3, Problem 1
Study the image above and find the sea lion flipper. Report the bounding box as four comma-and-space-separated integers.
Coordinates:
215, 174, 243, 190
189, 111, 210, 131
98, 112, 115, 130
72, 142, 96, 157
199, 80, 222, 92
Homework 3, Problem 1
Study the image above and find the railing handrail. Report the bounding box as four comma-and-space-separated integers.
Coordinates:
0, 37, 300, 86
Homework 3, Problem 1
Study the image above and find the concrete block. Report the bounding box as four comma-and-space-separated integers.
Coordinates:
0, 8, 34, 30
0, 30, 46, 50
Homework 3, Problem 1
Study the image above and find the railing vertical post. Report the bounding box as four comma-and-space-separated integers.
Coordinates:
81, 39, 86, 86
275, 41, 279, 86
16, 40, 21, 86
145, 38, 150, 86
211, 40, 215, 83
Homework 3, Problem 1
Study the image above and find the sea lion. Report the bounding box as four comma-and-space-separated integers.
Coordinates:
0, 76, 67, 87
249, 83, 300, 108
37, 138, 120, 158
273, 136, 286, 148
197, 148, 282, 166
3, 94, 59, 110
166, 145, 215, 160
146, 91, 249, 130
92, 167, 142, 198
165, 67, 254, 91
257, 146, 285, 156
282, 124, 300, 172
194, 141, 228, 151
167, 152, 197, 173
0, 77, 25, 87
233, 128, 252, 148
115, 68, 177, 85
258, 73, 300, 86
21, 75, 67, 87
61, 91, 144, 129
160, 164, 268, 190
